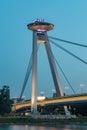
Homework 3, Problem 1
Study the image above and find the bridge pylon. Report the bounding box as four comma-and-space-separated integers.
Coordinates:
27, 19, 64, 116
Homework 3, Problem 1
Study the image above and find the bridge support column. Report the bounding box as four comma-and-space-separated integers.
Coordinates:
31, 31, 37, 116
45, 33, 63, 97
45, 34, 71, 116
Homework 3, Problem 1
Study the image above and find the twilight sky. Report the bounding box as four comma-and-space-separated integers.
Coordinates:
0, 0, 87, 99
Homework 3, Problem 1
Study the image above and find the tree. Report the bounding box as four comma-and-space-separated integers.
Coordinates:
0, 85, 13, 115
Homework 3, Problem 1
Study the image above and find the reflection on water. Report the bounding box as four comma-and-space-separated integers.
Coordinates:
0, 124, 87, 130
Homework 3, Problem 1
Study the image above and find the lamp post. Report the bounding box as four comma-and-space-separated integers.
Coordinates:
52, 89, 56, 97
65, 86, 69, 96
80, 84, 85, 94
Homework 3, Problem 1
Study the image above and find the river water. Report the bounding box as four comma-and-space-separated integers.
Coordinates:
0, 124, 87, 130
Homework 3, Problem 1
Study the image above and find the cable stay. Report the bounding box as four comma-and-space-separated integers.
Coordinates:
49, 36, 87, 48
19, 45, 39, 100
19, 53, 32, 100
54, 57, 76, 94
50, 39, 87, 65
48, 42, 76, 94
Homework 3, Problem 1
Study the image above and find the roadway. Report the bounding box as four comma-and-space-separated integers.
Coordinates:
12, 94, 87, 112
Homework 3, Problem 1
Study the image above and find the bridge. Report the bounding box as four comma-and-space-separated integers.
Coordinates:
12, 94, 87, 116
12, 19, 87, 116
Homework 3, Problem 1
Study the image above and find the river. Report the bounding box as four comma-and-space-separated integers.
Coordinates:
0, 124, 87, 130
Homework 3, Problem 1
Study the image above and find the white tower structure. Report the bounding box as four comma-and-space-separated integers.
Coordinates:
27, 19, 64, 116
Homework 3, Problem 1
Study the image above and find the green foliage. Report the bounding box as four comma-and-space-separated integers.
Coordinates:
0, 85, 13, 115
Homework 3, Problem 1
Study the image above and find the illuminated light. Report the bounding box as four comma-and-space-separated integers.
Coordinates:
37, 96, 46, 101
37, 29, 46, 32
65, 86, 69, 90
52, 89, 56, 93
40, 91, 45, 96
37, 40, 46, 44
80, 84, 85, 87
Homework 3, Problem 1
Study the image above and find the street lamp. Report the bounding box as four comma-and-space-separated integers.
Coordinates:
40, 91, 45, 96
80, 84, 85, 94
65, 86, 69, 96
52, 89, 56, 97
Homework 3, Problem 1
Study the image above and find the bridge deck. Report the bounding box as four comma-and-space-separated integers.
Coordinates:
12, 94, 87, 111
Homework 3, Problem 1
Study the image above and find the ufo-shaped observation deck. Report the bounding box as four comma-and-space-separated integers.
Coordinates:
27, 20, 54, 31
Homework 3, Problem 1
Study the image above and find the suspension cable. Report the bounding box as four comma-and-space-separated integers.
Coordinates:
19, 54, 32, 100
50, 39, 87, 65
47, 40, 76, 94
54, 57, 76, 94
19, 45, 39, 100
49, 36, 87, 48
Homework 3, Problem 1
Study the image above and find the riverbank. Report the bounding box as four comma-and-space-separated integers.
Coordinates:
0, 116, 87, 126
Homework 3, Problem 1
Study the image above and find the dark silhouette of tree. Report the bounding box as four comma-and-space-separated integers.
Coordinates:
0, 85, 13, 115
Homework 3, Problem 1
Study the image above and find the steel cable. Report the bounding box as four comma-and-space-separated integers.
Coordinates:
50, 39, 87, 65
49, 36, 87, 48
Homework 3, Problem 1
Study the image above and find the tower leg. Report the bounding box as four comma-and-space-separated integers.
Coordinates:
45, 34, 71, 116
31, 31, 37, 116
45, 33, 63, 97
